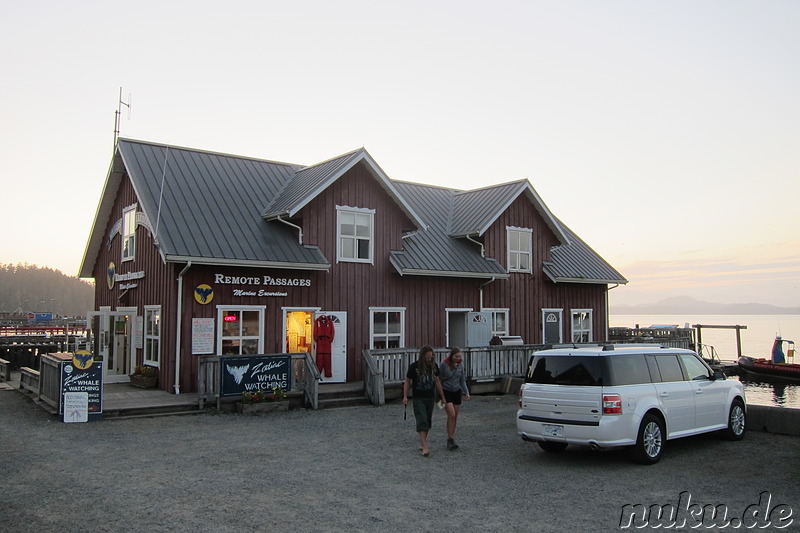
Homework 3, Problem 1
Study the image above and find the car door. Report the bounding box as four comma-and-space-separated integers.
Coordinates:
651, 354, 695, 437
679, 353, 727, 431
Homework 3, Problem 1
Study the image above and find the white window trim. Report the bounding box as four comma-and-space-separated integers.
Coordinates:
336, 205, 375, 265
542, 308, 563, 344
506, 226, 532, 273
483, 307, 510, 337
122, 204, 137, 262
144, 305, 161, 367
215, 305, 266, 355
369, 307, 406, 349
570, 308, 593, 343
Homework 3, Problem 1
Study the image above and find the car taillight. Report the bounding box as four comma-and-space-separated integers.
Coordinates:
519, 388, 523, 408
603, 394, 622, 414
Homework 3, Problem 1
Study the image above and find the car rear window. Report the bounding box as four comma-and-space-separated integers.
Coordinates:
525, 356, 605, 386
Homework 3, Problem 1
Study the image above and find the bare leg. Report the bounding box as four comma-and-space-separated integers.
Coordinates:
419, 431, 430, 456
445, 403, 457, 439
446, 403, 461, 450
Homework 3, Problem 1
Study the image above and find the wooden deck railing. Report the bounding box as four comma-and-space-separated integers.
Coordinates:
361, 345, 544, 405
198, 353, 320, 410
39, 353, 72, 411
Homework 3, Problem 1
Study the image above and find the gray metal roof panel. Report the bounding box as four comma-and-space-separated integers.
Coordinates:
116, 139, 330, 267
261, 148, 364, 218
543, 219, 628, 284
450, 181, 527, 236
390, 181, 509, 277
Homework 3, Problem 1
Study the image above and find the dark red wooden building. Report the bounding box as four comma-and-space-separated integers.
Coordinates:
79, 139, 627, 393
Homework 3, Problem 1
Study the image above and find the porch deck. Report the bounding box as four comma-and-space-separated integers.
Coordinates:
2, 369, 369, 418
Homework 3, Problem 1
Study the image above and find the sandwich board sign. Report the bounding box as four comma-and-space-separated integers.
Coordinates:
61, 350, 103, 422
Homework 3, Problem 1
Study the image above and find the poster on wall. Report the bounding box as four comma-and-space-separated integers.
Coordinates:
192, 318, 215, 354
135, 316, 144, 350
220, 355, 292, 397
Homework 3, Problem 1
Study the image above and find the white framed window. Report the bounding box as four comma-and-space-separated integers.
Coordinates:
216, 305, 265, 355
484, 308, 509, 337
370, 307, 405, 349
144, 306, 161, 366
122, 204, 137, 262
570, 309, 593, 343
337, 206, 374, 264
507, 226, 532, 273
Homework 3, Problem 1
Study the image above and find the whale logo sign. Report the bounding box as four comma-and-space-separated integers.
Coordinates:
107, 262, 116, 290
195, 284, 214, 304
72, 350, 94, 370
226, 364, 250, 385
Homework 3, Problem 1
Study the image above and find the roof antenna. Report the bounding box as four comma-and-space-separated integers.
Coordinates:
113, 86, 132, 147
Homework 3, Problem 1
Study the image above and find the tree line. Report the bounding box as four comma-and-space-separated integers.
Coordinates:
0, 263, 94, 318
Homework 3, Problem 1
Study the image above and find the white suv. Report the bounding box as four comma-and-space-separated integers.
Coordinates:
516, 345, 746, 464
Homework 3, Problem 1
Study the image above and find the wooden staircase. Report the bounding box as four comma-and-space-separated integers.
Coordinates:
317, 381, 372, 409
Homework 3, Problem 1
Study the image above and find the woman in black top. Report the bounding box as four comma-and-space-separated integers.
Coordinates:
403, 345, 446, 457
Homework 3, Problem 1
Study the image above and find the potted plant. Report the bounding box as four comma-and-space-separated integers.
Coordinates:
129, 365, 158, 389
237, 387, 289, 414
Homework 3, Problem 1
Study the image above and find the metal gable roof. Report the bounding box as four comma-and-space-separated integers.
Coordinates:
543, 220, 628, 284
389, 180, 624, 284
450, 180, 527, 237
80, 139, 331, 275
261, 148, 363, 218
80, 139, 624, 285
389, 181, 509, 278
449, 180, 570, 245
261, 148, 428, 231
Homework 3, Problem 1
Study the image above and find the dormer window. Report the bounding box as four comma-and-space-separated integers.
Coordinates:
122, 205, 137, 262
507, 226, 532, 273
337, 206, 374, 264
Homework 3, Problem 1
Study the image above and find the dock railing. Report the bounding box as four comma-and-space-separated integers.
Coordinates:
198, 353, 320, 410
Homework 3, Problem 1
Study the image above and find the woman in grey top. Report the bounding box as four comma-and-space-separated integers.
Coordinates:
439, 347, 471, 450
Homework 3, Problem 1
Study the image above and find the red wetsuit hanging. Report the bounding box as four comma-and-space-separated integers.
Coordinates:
314, 315, 335, 377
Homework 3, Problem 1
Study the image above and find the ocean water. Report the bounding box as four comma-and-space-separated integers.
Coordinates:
610, 314, 800, 409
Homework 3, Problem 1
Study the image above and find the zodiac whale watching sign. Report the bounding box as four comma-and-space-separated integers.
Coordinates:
195, 284, 214, 304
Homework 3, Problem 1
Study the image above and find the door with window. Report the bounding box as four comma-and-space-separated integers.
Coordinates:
542, 309, 563, 344
88, 308, 136, 384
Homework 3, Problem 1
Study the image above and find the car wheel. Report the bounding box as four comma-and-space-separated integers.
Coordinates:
631, 414, 664, 465
538, 441, 568, 453
721, 399, 746, 441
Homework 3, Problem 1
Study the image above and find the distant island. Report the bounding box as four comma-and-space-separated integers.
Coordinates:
612, 296, 800, 315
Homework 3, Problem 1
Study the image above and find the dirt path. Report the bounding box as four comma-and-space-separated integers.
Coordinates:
1, 389, 798, 532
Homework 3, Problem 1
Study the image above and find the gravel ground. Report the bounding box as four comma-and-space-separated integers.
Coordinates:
1, 387, 799, 533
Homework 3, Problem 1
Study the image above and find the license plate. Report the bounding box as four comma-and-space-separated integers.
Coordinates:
543, 424, 564, 437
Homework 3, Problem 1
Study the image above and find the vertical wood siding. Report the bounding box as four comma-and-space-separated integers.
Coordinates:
89, 163, 610, 392
91, 175, 178, 391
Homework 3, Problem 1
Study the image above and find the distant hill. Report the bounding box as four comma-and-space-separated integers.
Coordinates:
613, 296, 800, 315
0, 263, 94, 317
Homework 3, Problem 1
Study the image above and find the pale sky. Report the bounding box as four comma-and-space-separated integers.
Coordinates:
1, 1, 798, 308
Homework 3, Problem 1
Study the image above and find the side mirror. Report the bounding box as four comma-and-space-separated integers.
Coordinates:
712, 371, 726, 380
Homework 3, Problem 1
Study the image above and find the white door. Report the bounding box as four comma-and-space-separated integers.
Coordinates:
88, 309, 136, 384
314, 311, 347, 383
